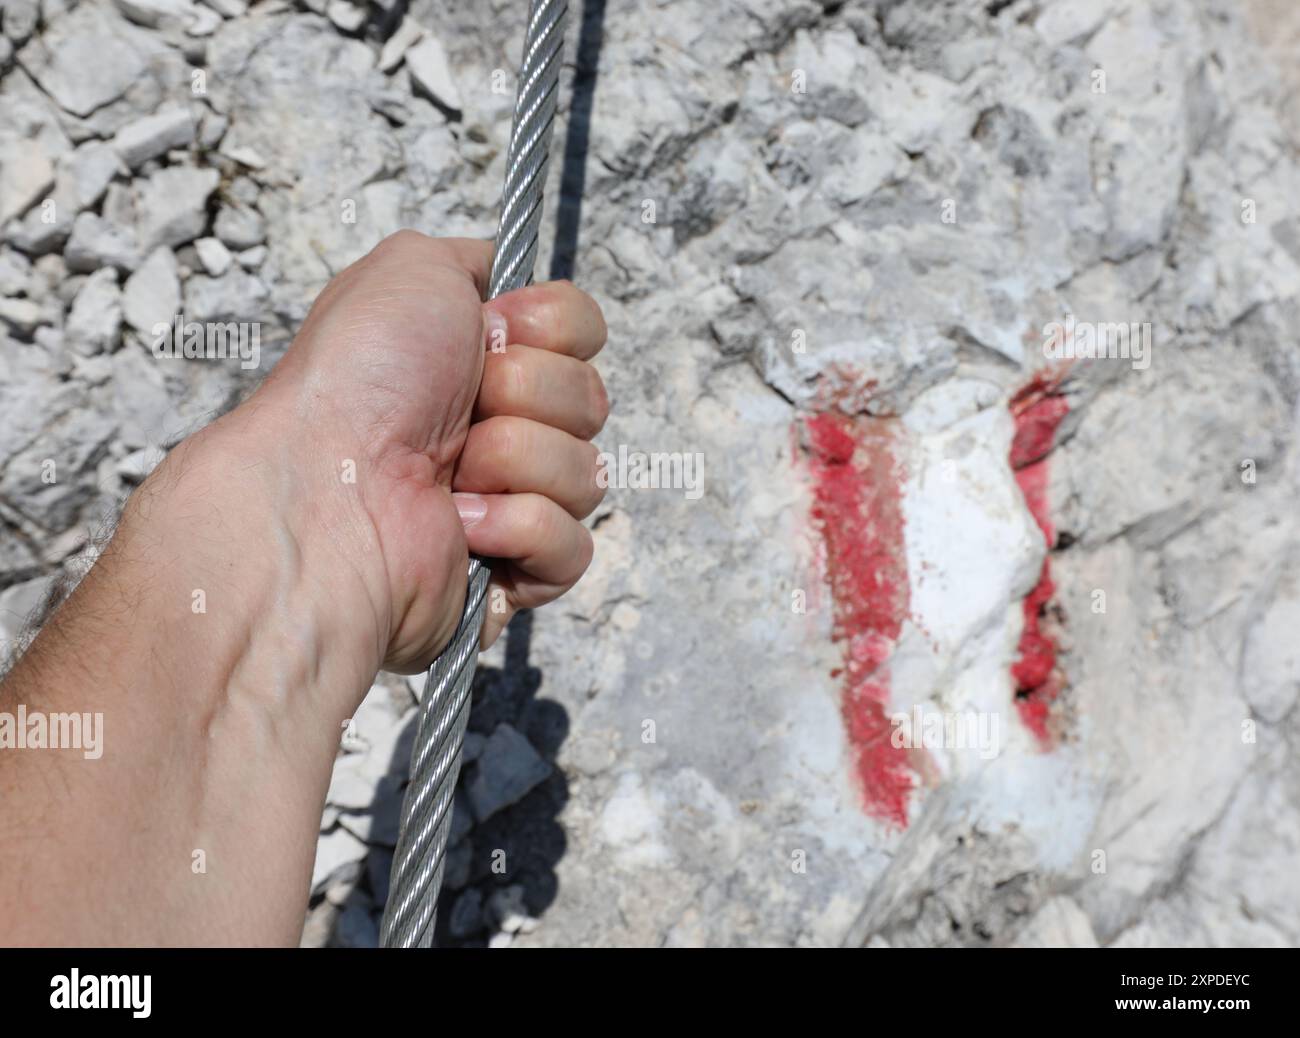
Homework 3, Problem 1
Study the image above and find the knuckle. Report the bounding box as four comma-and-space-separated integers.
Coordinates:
521, 494, 555, 547
580, 442, 606, 515
507, 353, 529, 409
591, 299, 609, 349
586, 367, 610, 436
486, 352, 528, 411
533, 294, 565, 340
376, 228, 434, 258
481, 416, 517, 466
574, 525, 595, 577
523, 280, 573, 336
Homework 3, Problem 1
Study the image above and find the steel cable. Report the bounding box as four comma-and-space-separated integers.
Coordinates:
380, 0, 570, 948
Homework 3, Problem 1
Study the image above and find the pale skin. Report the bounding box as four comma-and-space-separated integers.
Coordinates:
0, 231, 609, 945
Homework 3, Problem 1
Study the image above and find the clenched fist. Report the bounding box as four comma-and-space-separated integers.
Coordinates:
255, 230, 609, 667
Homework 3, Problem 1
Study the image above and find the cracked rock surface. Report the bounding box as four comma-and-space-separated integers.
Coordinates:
3, 0, 1299, 947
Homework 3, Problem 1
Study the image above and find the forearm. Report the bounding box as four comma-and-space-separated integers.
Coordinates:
0, 401, 385, 946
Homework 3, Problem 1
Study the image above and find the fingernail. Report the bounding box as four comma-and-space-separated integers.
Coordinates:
484, 309, 508, 354
453, 492, 488, 527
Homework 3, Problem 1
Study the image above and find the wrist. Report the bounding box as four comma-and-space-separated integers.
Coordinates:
0, 397, 389, 944
116, 398, 390, 734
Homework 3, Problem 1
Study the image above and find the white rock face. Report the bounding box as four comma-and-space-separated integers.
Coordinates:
2, 0, 1299, 950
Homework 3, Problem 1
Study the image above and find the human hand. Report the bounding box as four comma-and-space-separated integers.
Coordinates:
249, 229, 608, 670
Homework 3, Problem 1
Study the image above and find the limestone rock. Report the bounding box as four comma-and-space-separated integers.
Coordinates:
134, 165, 218, 250
113, 105, 195, 169
122, 246, 180, 336
65, 267, 122, 355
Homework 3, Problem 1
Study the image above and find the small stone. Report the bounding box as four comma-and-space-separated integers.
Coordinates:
40, 525, 90, 567
63, 141, 125, 212
73, 353, 112, 386
379, 16, 424, 73
326, 0, 366, 34
213, 204, 265, 250
326, 758, 374, 811
218, 143, 267, 170
30, 255, 67, 297
466, 724, 552, 822
0, 575, 54, 649
406, 34, 462, 115
107, 347, 177, 450
113, 106, 195, 169
194, 236, 232, 276
443, 839, 471, 890
56, 273, 85, 308
227, 175, 259, 207
135, 166, 219, 250
197, 112, 227, 150
325, 876, 355, 908
311, 826, 368, 892
235, 244, 266, 270
462, 731, 486, 764
0, 250, 31, 296
0, 297, 45, 338
122, 247, 180, 335
450, 788, 474, 845
0, 137, 55, 226
367, 848, 394, 905
33, 326, 64, 355
64, 212, 140, 272
187, 6, 222, 36
448, 888, 484, 939
333, 901, 379, 948
2, 0, 39, 45
102, 182, 134, 227
488, 885, 538, 935
368, 782, 402, 846
111, 0, 196, 30
299, 898, 338, 949
199, 0, 247, 16
65, 267, 122, 356
369, 90, 411, 126
5, 208, 68, 256
20, 3, 150, 117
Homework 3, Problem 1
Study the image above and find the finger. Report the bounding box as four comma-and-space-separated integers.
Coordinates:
483, 280, 607, 360
454, 492, 594, 588
454, 416, 604, 519
475, 344, 609, 440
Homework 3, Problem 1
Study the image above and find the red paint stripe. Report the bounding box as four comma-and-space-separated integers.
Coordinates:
1008, 376, 1069, 745
804, 412, 914, 827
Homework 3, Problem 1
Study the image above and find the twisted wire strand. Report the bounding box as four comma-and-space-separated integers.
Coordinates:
380, 0, 569, 948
